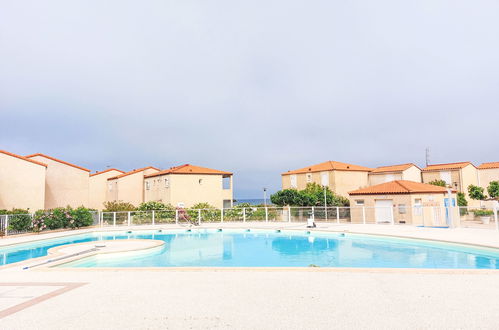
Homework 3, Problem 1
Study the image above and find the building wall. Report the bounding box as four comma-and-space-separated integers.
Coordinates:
479, 168, 499, 190
349, 192, 458, 226
368, 173, 403, 186
282, 170, 369, 198
29, 155, 89, 209
331, 171, 370, 198
401, 166, 422, 182
106, 179, 119, 203
422, 170, 460, 189
144, 174, 233, 209
89, 170, 123, 210
106, 168, 159, 207
281, 175, 291, 190
0, 153, 46, 211
460, 164, 480, 207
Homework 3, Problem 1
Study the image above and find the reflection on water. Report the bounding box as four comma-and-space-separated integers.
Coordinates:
167, 233, 233, 263
271, 236, 337, 255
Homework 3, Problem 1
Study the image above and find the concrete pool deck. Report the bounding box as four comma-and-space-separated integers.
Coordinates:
1, 223, 499, 329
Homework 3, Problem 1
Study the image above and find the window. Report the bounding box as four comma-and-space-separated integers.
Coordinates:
108, 183, 113, 192
145, 181, 150, 190
223, 176, 231, 189
290, 175, 297, 188
414, 199, 422, 216
199, 179, 203, 185
398, 204, 407, 214
223, 199, 232, 209
164, 178, 169, 188
306, 173, 312, 183
355, 200, 365, 206
321, 172, 329, 186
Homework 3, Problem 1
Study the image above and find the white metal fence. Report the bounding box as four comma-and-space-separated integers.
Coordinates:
1, 206, 498, 237
98, 205, 499, 230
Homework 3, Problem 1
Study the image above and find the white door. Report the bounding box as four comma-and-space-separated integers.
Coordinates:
375, 200, 393, 223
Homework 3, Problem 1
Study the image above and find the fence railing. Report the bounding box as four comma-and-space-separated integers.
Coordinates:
98, 205, 499, 231
1, 206, 498, 237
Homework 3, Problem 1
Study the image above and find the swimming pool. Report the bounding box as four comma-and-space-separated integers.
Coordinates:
2, 229, 499, 269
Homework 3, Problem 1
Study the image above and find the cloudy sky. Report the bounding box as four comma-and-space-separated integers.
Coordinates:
1, 1, 498, 198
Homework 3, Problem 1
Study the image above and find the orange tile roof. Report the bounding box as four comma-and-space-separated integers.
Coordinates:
282, 161, 372, 175
90, 168, 125, 177
107, 166, 160, 180
371, 163, 420, 174
349, 180, 455, 195
0, 150, 47, 167
25, 153, 91, 172
422, 162, 474, 172
478, 162, 499, 170
145, 164, 232, 178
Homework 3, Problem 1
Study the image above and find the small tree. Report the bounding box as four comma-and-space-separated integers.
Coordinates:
468, 185, 487, 201
487, 181, 499, 200
270, 189, 303, 206
429, 179, 447, 187
457, 192, 468, 216
270, 184, 349, 207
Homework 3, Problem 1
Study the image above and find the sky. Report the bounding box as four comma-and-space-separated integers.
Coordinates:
1, 1, 498, 198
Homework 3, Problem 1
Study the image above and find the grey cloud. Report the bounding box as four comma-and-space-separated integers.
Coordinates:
1, 0, 498, 197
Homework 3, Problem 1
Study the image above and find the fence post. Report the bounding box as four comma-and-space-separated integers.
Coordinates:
5, 215, 8, 236
127, 211, 131, 226
198, 209, 201, 225
336, 207, 340, 224
311, 206, 315, 221
243, 208, 246, 222
221, 209, 224, 223
421, 206, 425, 227
113, 212, 116, 227
175, 210, 178, 225
265, 207, 268, 222
390, 206, 395, 225
362, 207, 366, 224
288, 206, 291, 222
152, 210, 155, 226
494, 203, 498, 231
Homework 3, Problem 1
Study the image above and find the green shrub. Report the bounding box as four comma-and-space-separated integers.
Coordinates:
0, 209, 31, 232
137, 201, 167, 211
103, 201, 136, 212
71, 207, 94, 228
429, 179, 447, 187
472, 209, 494, 217
31, 207, 94, 231
187, 203, 221, 222
8, 214, 32, 232
32, 210, 49, 232
135, 201, 175, 224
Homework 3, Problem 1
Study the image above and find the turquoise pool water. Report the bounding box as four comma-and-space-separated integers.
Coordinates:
2, 230, 499, 269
